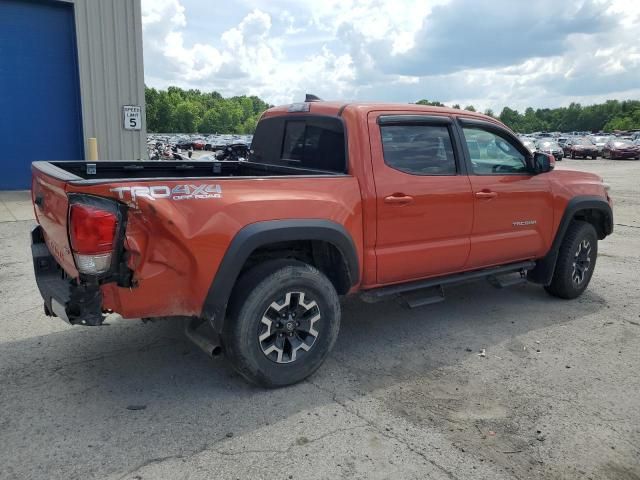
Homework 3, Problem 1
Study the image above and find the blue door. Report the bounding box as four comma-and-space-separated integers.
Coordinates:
0, 0, 84, 190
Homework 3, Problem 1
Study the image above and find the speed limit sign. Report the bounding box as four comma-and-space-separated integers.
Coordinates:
123, 105, 142, 130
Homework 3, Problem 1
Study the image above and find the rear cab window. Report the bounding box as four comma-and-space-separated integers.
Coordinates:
380, 124, 457, 175
251, 116, 347, 173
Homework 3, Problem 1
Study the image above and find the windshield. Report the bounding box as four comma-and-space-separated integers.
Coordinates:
538, 141, 559, 149
574, 138, 594, 146
612, 140, 633, 147
593, 136, 609, 143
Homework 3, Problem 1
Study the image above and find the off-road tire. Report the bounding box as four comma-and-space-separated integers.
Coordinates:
545, 221, 598, 299
223, 259, 341, 387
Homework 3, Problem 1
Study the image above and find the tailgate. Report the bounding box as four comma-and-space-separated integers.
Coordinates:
31, 165, 78, 277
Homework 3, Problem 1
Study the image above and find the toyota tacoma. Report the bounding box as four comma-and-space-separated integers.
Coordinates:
30, 99, 613, 387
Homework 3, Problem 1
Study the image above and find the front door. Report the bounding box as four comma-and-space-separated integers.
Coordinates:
369, 113, 474, 284
458, 121, 554, 268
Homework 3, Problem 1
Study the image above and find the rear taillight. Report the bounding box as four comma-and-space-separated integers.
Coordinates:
69, 204, 118, 274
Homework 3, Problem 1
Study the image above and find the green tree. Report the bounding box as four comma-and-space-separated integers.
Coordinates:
173, 101, 200, 133
416, 99, 445, 106
144, 86, 271, 133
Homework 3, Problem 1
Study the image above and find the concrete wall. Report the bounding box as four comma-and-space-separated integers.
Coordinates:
65, 0, 147, 160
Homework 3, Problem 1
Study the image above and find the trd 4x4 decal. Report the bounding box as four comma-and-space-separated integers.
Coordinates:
110, 184, 222, 202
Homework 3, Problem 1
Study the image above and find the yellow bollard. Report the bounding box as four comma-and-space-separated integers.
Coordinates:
87, 137, 98, 160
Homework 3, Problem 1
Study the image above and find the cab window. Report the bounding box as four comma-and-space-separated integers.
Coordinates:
462, 127, 528, 175
251, 116, 346, 173
380, 125, 457, 175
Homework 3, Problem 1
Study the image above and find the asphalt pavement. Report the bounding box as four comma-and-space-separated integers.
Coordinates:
0, 159, 638, 479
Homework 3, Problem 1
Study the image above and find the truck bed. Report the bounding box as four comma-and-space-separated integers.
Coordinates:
30, 158, 362, 320
34, 160, 345, 184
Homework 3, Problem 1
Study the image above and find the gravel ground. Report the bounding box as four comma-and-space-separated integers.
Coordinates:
0, 159, 638, 480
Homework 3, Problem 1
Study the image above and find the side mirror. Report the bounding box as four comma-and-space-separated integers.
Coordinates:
533, 152, 554, 174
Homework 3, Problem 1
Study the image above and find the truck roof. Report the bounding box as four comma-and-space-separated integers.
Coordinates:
264, 101, 503, 126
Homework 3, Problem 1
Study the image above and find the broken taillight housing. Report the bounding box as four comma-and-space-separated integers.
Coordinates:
69, 203, 118, 275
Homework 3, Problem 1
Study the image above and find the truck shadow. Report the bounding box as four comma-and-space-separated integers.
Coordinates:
0, 280, 607, 478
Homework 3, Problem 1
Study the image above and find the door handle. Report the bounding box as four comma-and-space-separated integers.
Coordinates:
475, 190, 498, 199
384, 194, 414, 205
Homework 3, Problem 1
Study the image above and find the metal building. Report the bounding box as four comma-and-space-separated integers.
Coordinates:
0, 0, 146, 190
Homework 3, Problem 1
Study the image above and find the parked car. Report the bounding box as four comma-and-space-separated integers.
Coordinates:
175, 139, 193, 150
521, 138, 537, 153
192, 138, 206, 150
535, 139, 564, 161
30, 100, 613, 387
564, 137, 599, 159
602, 138, 640, 160
590, 135, 610, 154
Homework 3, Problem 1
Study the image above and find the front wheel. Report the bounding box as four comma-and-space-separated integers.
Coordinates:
223, 259, 341, 387
545, 221, 598, 299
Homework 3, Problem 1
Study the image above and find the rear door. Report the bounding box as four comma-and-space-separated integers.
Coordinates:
457, 118, 553, 268
368, 113, 474, 284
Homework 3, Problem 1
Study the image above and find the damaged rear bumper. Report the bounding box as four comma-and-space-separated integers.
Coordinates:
31, 225, 105, 326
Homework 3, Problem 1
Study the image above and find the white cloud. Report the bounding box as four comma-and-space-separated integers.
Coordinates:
141, 0, 640, 112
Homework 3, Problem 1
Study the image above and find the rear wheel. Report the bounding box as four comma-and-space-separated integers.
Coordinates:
545, 221, 598, 299
223, 259, 341, 387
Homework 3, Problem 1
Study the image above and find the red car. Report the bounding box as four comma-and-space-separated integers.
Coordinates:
30, 100, 613, 387
602, 139, 640, 160
565, 137, 599, 159
192, 138, 206, 150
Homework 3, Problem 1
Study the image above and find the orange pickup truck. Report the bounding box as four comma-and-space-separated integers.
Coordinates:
30, 99, 613, 386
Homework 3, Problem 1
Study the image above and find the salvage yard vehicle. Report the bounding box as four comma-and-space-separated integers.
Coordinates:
602, 138, 640, 160
564, 137, 599, 159
590, 135, 610, 154
535, 139, 564, 161
30, 99, 613, 387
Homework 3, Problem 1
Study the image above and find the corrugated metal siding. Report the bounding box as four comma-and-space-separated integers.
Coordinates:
68, 0, 147, 160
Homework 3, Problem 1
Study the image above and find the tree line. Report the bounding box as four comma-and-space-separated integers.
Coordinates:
416, 99, 640, 133
145, 86, 271, 134
144, 87, 640, 134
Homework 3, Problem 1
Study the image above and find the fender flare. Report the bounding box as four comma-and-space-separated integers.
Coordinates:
528, 195, 613, 285
201, 219, 360, 332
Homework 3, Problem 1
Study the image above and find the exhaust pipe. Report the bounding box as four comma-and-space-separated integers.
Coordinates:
185, 318, 223, 358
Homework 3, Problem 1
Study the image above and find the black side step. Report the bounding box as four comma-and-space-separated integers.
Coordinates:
400, 286, 445, 308
360, 261, 536, 302
487, 272, 528, 288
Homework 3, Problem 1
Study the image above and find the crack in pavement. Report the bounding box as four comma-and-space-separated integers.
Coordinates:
115, 424, 368, 479
305, 378, 460, 480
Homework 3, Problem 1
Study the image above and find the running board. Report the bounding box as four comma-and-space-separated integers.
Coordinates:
360, 261, 536, 302
487, 272, 528, 288
400, 286, 445, 308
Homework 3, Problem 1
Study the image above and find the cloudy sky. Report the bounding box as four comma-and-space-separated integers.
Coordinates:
141, 0, 640, 112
